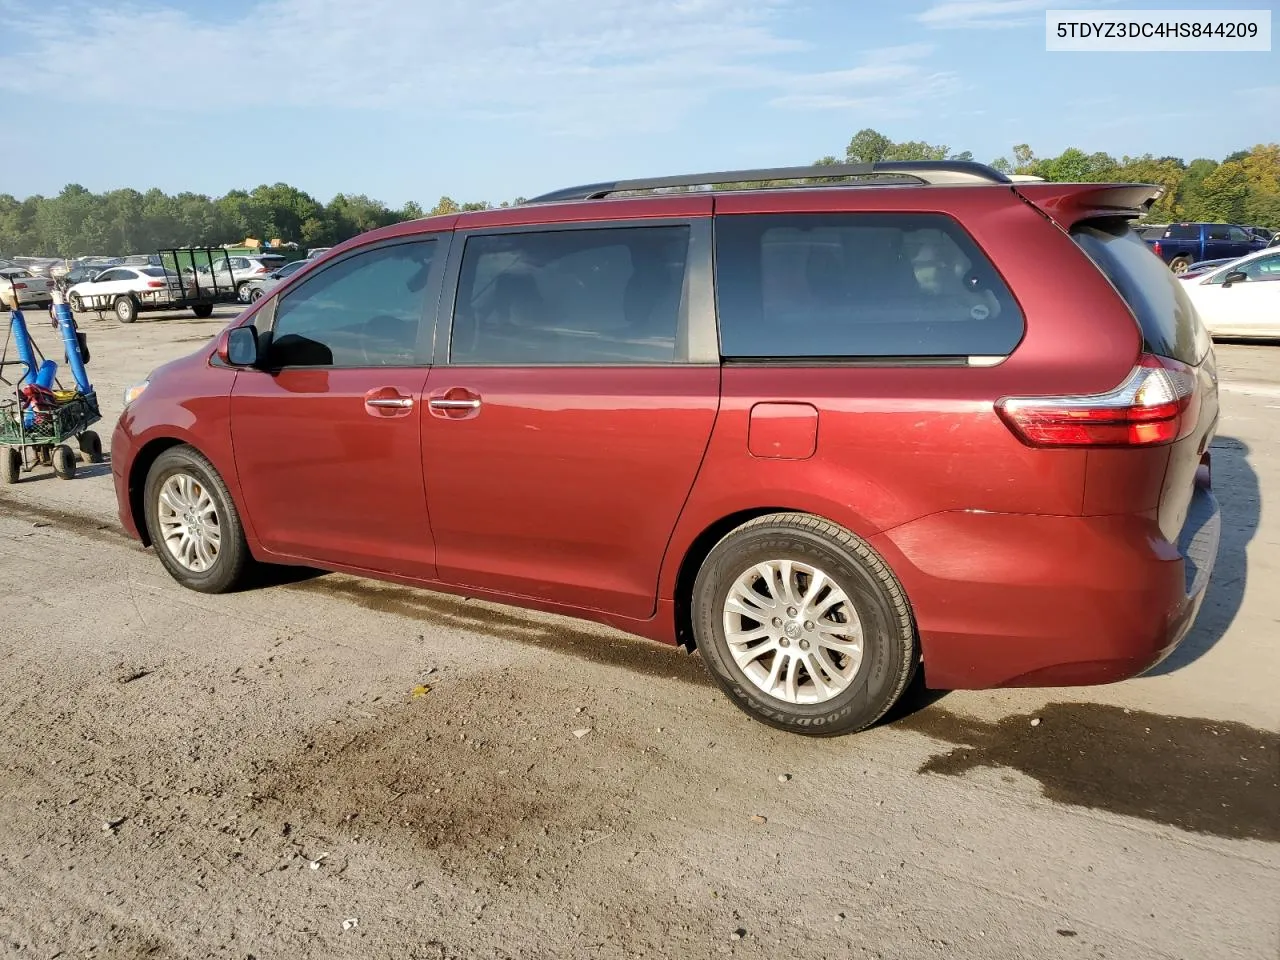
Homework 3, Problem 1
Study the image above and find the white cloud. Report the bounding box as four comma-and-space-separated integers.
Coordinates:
915, 0, 1056, 29
0, 0, 959, 133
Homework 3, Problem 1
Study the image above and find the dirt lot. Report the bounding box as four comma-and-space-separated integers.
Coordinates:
1, 307, 1277, 960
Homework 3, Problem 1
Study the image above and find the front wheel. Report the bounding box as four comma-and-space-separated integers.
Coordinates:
1, 447, 19, 484
114, 295, 137, 323
142, 445, 250, 593
77, 430, 103, 464
691, 513, 918, 736
249, 288, 263, 302
52, 444, 77, 479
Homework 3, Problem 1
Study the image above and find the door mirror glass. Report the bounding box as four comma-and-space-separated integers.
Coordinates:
226, 326, 259, 366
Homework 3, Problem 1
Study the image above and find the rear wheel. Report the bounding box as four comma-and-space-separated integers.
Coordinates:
236, 282, 252, 303
1169, 256, 1192, 275
191, 303, 214, 319
68, 293, 83, 313
1, 447, 19, 484
51, 444, 77, 480
114, 295, 138, 323
77, 430, 103, 464
143, 445, 250, 593
691, 513, 918, 736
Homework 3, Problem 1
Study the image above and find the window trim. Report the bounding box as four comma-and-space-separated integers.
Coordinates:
435, 216, 718, 368
255, 233, 451, 371
710, 210, 1027, 366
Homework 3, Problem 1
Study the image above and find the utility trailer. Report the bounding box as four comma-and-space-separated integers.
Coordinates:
156, 247, 242, 318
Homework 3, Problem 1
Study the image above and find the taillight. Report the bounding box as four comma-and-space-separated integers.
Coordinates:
1153, 241, 1162, 257
997, 354, 1198, 448
13, 282, 27, 290
146, 280, 166, 288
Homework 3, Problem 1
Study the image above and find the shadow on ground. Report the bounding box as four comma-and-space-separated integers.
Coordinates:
1148, 435, 1260, 675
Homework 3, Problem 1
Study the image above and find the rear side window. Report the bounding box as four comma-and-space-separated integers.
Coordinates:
450, 225, 690, 364
1164, 224, 1198, 240
714, 213, 1024, 359
1071, 221, 1209, 365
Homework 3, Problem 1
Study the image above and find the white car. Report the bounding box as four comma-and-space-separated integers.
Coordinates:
1179, 246, 1280, 340
0, 267, 55, 309
208, 255, 288, 302
67, 265, 186, 323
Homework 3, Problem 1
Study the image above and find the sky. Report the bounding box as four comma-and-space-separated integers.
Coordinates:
1, 0, 1276, 207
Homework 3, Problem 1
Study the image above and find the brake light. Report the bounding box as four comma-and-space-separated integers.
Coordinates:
146, 280, 166, 288
1152, 241, 1162, 258
13, 282, 27, 290
997, 355, 1198, 447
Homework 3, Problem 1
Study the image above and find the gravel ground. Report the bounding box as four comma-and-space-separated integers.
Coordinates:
0, 308, 1276, 960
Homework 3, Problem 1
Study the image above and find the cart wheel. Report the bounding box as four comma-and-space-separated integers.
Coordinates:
192, 303, 214, 319
114, 295, 138, 324
1, 447, 19, 485
52, 444, 77, 480
78, 431, 104, 464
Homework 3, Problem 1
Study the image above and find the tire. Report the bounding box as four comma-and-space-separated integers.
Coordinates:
192, 303, 214, 319
1, 447, 19, 484
1169, 257, 1192, 275
249, 288, 263, 302
114, 295, 138, 323
77, 430, 103, 464
236, 282, 252, 303
142, 444, 250, 593
68, 294, 82, 313
691, 513, 918, 737
52, 444, 77, 480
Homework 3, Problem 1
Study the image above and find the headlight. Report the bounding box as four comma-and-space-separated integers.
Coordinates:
123, 380, 149, 406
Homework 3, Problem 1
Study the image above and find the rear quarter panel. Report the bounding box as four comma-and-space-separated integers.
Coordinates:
659, 186, 1143, 601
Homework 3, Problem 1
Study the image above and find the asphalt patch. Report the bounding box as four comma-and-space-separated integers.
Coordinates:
898, 702, 1278, 842
284, 575, 711, 688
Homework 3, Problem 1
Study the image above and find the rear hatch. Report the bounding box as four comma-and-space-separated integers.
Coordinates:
1069, 219, 1219, 547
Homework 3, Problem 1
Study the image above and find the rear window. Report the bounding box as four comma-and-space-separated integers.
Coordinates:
1164, 224, 1199, 240
140, 267, 166, 277
714, 212, 1025, 359
1071, 221, 1210, 365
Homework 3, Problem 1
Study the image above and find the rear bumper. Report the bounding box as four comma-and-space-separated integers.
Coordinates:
872, 481, 1221, 690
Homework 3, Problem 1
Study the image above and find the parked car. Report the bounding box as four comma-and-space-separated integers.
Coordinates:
208, 255, 289, 302
1146, 222, 1268, 273
111, 160, 1221, 736
1178, 257, 1240, 280
67, 265, 187, 323
1178, 246, 1280, 340
1246, 226, 1275, 244
240, 257, 313, 302
0, 266, 55, 308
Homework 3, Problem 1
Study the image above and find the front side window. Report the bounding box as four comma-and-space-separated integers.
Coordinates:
1228, 226, 1252, 243
714, 212, 1025, 359
450, 225, 691, 365
269, 239, 437, 368
1239, 254, 1280, 281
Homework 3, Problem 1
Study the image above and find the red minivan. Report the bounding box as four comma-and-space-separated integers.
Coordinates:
111, 161, 1220, 736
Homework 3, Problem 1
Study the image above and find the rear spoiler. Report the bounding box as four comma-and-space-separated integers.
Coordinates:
1011, 182, 1165, 230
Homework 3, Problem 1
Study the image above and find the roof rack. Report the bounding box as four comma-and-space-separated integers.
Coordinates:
526, 160, 1013, 203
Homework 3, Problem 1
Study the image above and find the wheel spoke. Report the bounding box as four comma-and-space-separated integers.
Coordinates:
802, 653, 834, 698
763, 653, 786, 694
783, 656, 800, 702
800, 569, 828, 611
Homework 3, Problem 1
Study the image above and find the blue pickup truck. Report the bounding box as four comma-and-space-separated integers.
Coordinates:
1145, 222, 1269, 274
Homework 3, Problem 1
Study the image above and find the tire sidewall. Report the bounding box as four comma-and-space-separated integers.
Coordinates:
142, 447, 245, 593
115, 296, 136, 323
694, 523, 909, 735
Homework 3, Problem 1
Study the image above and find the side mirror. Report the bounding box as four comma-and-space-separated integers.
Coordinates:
226, 326, 260, 366
1222, 270, 1248, 288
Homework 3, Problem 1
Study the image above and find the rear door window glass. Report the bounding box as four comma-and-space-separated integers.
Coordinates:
270, 240, 437, 368
1071, 221, 1209, 365
713, 212, 1024, 359
1164, 224, 1198, 240
450, 225, 690, 364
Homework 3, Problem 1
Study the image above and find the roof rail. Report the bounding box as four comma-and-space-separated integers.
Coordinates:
526, 160, 1013, 203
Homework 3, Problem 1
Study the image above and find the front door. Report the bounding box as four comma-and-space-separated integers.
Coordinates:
230, 236, 444, 577
423, 219, 719, 619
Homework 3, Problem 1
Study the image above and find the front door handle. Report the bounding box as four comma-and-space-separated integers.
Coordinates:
364, 387, 416, 418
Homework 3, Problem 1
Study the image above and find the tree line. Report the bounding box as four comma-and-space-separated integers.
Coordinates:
3, 129, 1277, 259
